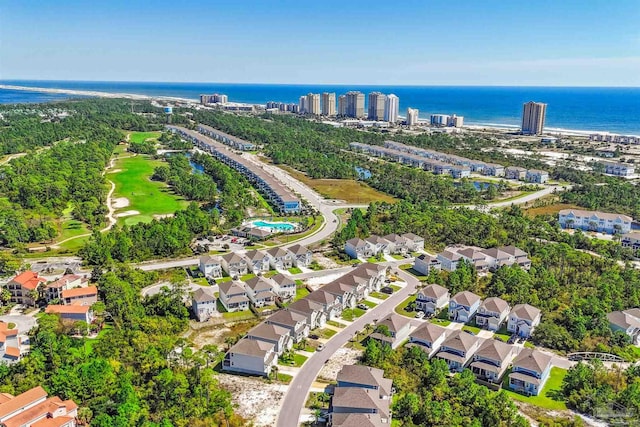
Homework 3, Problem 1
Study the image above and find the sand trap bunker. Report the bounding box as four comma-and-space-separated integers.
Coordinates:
115, 210, 140, 218
112, 197, 130, 208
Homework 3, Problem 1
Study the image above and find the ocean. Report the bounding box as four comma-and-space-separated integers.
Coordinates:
1, 80, 639, 134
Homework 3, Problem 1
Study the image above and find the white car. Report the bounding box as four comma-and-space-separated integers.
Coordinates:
414, 311, 425, 319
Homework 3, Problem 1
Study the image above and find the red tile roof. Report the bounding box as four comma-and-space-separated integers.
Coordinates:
61, 285, 97, 299
45, 305, 91, 315
0, 386, 47, 419
11, 271, 46, 291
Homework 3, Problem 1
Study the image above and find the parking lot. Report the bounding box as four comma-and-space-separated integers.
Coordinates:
192, 234, 250, 253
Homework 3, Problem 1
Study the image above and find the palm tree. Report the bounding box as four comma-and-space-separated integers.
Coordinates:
313, 408, 322, 426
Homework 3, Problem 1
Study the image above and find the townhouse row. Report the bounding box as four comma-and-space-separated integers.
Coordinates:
415, 284, 542, 337
328, 365, 393, 426
199, 244, 313, 279
414, 245, 531, 275
344, 233, 424, 259
197, 123, 256, 151
222, 262, 389, 376
558, 208, 633, 235
168, 125, 301, 213
351, 140, 549, 183
0, 386, 78, 427
406, 321, 554, 396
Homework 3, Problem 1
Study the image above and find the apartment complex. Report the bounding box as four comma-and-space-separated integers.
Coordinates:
521, 101, 547, 135
322, 92, 336, 116
558, 209, 633, 234
197, 124, 256, 150
368, 92, 386, 121
306, 93, 321, 115
170, 126, 301, 213
338, 95, 347, 116
0, 386, 78, 427
406, 108, 419, 126
601, 161, 635, 177
200, 94, 228, 104
345, 91, 365, 118
384, 94, 399, 123
6, 270, 46, 306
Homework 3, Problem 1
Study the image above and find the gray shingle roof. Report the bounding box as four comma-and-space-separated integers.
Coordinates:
192, 288, 215, 303
512, 348, 552, 374
451, 291, 481, 307
511, 304, 541, 322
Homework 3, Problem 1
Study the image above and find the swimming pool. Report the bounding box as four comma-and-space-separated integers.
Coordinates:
251, 220, 295, 231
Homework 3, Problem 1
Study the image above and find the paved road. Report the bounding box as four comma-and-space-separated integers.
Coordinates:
276, 267, 420, 427
0, 314, 37, 334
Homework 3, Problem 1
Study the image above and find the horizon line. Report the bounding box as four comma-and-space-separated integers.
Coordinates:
1, 78, 638, 89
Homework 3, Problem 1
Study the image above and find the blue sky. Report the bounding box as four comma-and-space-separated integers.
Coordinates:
1, 0, 639, 85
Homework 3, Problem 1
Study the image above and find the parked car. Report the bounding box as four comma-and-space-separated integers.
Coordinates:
317, 344, 325, 352
309, 334, 319, 340
414, 311, 425, 319
357, 303, 369, 311
380, 286, 394, 294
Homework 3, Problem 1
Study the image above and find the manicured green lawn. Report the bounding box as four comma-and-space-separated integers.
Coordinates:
342, 308, 366, 321
128, 131, 161, 143
278, 353, 308, 367
263, 270, 278, 278
431, 318, 451, 327
370, 291, 389, 300
399, 264, 428, 281
215, 276, 233, 284
462, 325, 482, 335
274, 373, 293, 384
58, 205, 90, 241
192, 277, 210, 286
239, 273, 256, 281
317, 328, 337, 339
391, 254, 405, 260
326, 320, 345, 328
295, 286, 310, 301
390, 284, 402, 292
395, 295, 416, 318
362, 300, 377, 308
288, 267, 303, 274
366, 256, 383, 263
215, 300, 255, 320
503, 367, 568, 410
110, 155, 188, 225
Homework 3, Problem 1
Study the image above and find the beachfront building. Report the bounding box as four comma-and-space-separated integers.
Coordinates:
413, 254, 442, 276
407, 322, 448, 358
406, 108, 419, 126
475, 297, 510, 331
416, 284, 450, 316
345, 91, 365, 118
430, 114, 449, 127
192, 288, 217, 322
507, 304, 542, 338
558, 209, 633, 234
306, 93, 321, 115
384, 94, 399, 123
7, 271, 46, 307
448, 291, 482, 323
508, 348, 553, 396
338, 95, 347, 116
170, 126, 301, 213
0, 386, 78, 427
447, 114, 464, 128
322, 92, 336, 116
521, 101, 547, 135
368, 92, 386, 121
505, 166, 527, 180
218, 282, 250, 312
602, 161, 636, 177
434, 330, 482, 372
223, 338, 277, 376
525, 169, 549, 183
607, 308, 640, 345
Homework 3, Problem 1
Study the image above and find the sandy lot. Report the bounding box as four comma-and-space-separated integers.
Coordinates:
317, 347, 363, 381
305, 271, 350, 289
114, 210, 140, 218
112, 197, 130, 208
217, 374, 288, 427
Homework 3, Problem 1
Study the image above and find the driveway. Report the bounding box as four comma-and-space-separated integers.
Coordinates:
0, 314, 37, 334
276, 268, 420, 427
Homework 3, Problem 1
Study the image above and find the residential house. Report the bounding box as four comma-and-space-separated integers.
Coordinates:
287, 298, 327, 329
365, 235, 392, 256
336, 365, 393, 399
525, 169, 549, 183
345, 238, 374, 259
266, 247, 295, 270
508, 348, 553, 396
500, 246, 532, 270
45, 274, 85, 303
602, 161, 635, 177
370, 314, 411, 349
481, 248, 514, 271
356, 263, 389, 292
0, 322, 20, 364
337, 272, 371, 301
191, 288, 216, 322
244, 250, 270, 274
7, 271, 46, 306
218, 282, 250, 312
307, 290, 341, 319
271, 273, 297, 300
382, 234, 410, 254
45, 305, 94, 324
331, 413, 385, 427
476, 297, 510, 331
330, 388, 391, 424
287, 244, 313, 267
469, 339, 518, 383
265, 310, 309, 342
402, 233, 424, 252
558, 209, 633, 234
456, 247, 491, 272
199, 255, 223, 278
322, 281, 357, 310
507, 304, 542, 338
407, 322, 448, 358
245, 323, 292, 355
437, 250, 463, 272
434, 330, 482, 372
62, 285, 98, 306
221, 253, 249, 277
0, 386, 78, 427
505, 166, 527, 180
223, 338, 277, 376
621, 231, 640, 257
607, 309, 640, 345
416, 284, 450, 316
243, 277, 277, 307
413, 254, 442, 276
448, 291, 482, 323
483, 163, 505, 177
